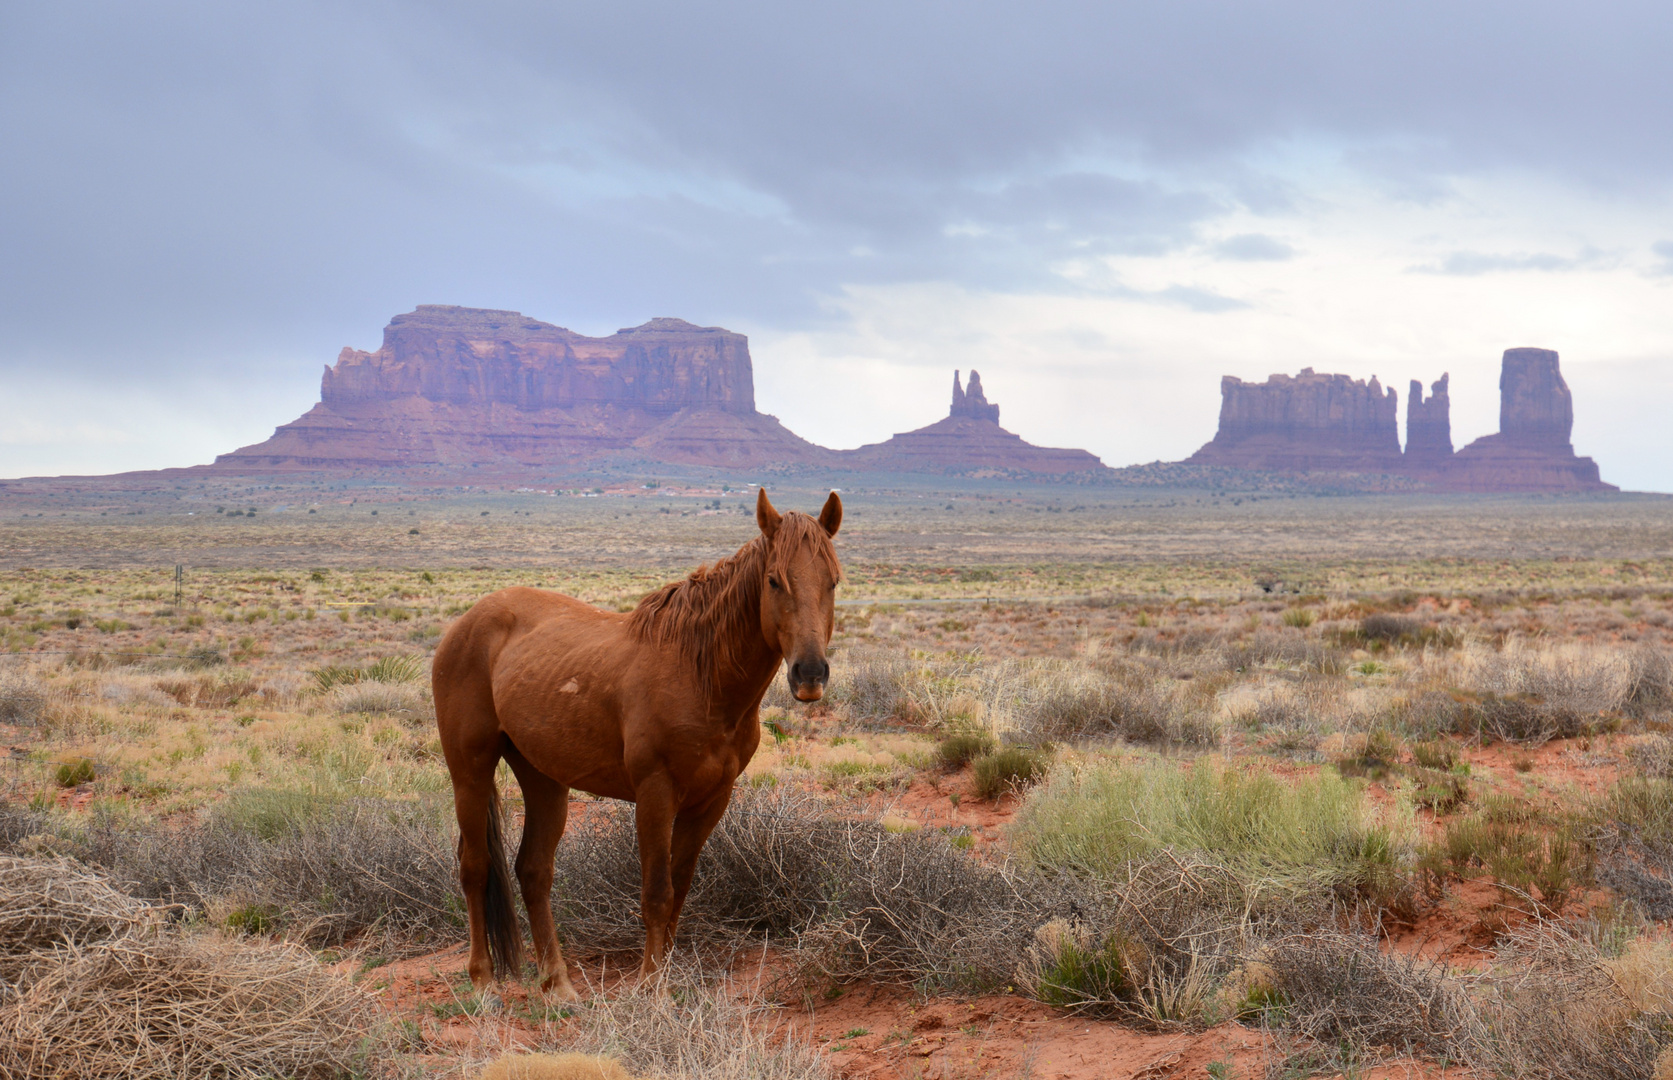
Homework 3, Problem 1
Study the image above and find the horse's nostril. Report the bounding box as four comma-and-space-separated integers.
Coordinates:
790, 659, 830, 686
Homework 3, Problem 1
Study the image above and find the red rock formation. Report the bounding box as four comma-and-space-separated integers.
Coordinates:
215, 306, 829, 471
1185, 368, 1403, 472
1438, 348, 1615, 492
1180, 350, 1615, 492
841, 370, 1107, 475
949, 369, 1000, 422
1404, 374, 1453, 466
1497, 347, 1575, 447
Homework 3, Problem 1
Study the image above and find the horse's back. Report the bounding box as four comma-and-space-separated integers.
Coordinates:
438, 584, 619, 664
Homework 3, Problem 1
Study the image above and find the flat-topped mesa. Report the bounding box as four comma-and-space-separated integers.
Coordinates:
1439, 347, 1614, 492
949, 370, 1000, 422
320, 305, 755, 415
1185, 367, 1403, 472
842, 369, 1107, 475
1404, 374, 1453, 466
215, 305, 823, 471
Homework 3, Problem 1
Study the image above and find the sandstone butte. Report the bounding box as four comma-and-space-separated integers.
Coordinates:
210, 305, 1110, 478
1183, 347, 1615, 492
214, 306, 828, 472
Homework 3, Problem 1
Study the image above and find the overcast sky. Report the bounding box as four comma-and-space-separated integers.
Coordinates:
3, 1, 1671, 489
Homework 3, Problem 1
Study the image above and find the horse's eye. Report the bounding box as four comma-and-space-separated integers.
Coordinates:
768, 576, 781, 590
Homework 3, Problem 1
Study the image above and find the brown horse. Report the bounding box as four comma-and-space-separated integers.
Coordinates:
432, 489, 842, 998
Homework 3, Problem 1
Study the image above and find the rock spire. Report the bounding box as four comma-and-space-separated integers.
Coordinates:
1440, 348, 1612, 491
950, 370, 1001, 422
1404, 374, 1453, 465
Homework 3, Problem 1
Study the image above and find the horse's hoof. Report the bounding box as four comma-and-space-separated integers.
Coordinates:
474, 989, 505, 1013
541, 976, 581, 1003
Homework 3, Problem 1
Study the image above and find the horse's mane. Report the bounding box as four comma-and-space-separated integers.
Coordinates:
627, 512, 840, 685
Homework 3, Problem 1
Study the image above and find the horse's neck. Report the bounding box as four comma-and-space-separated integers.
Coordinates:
711, 598, 781, 715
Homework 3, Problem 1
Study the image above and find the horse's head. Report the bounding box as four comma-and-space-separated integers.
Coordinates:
756, 489, 843, 702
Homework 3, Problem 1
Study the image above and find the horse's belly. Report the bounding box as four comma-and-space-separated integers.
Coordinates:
500, 698, 632, 792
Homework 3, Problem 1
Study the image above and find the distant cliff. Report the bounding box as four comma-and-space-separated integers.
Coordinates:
319, 308, 756, 414
215, 306, 826, 471
1181, 349, 1614, 492
1184, 368, 1403, 472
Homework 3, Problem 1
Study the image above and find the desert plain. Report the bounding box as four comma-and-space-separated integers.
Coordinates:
4, 478, 1673, 1079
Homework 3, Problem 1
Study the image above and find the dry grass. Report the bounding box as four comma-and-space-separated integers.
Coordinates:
326, 679, 431, 717
0, 793, 462, 950
1628, 734, 1673, 779
556, 968, 830, 1080
481, 1053, 639, 1080
551, 787, 1269, 1020
823, 647, 917, 724
1014, 856, 1253, 1028
550, 786, 1031, 989
0, 852, 379, 1080
0, 854, 155, 984
1260, 930, 1479, 1063
0, 668, 47, 725
1466, 922, 1673, 1079
0, 932, 381, 1080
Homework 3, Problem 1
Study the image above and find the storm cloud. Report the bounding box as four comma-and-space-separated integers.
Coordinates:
3, 1, 1672, 484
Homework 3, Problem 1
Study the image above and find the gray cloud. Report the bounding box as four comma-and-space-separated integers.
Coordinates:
1409, 249, 1609, 276
1211, 234, 1297, 261
1653, 241, 1673, 274
1152, 286, 1250, 313
2, 1, 1672, 435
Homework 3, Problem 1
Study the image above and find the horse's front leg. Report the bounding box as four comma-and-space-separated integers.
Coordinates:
633, 771, 679, 978
666, 784, 734, 945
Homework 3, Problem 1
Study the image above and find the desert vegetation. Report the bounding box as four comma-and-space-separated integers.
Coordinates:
5, 491, 1673, 1077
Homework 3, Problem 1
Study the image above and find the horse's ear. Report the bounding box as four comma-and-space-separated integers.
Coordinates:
756, 488, 781, 540
818, 491, 842, 537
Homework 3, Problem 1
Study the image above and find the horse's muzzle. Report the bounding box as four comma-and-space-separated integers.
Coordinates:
789, 657, 829, 702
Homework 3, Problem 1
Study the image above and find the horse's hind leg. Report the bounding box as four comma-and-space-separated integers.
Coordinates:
435, 634, 521, 995
447, 748, 521, 995
505, 744, 579, 1001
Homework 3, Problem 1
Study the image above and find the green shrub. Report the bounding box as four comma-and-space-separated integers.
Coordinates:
214, 787, 341, 841
225, 903, 277, 935
55, 758, 97, 787
1408, 768, 1470, 814
1281, 608, 1316, 629
973, 745, 1051, 799
937, 731, 994, 770
1026, 919, 1143, 1011
1410, 740, 1460, 772
1424, 795, 1581, 914
1013, 757, 1408, 903
311, 654, 427, 692
1336, 729, 1402, 780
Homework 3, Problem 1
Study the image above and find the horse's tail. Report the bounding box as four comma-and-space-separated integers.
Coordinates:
483, 783, 522, 980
